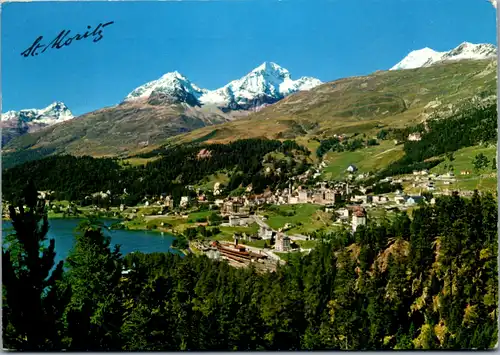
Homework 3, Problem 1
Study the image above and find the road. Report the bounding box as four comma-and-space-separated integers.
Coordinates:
252, 215, 271, 229
373, 147, 399, 158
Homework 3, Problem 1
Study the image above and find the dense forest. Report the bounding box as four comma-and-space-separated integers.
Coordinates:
2, 183, 497, 350
2, 147, 58, 170
2, 139, 310, 206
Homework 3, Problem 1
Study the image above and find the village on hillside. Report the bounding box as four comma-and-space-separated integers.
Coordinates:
3, 158, 483, 272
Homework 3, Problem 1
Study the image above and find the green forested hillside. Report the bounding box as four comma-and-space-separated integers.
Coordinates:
2, 139, 311, 205
116, 192, 497, 350
3, 187, 497, 350
368, 102, 497, 180
3, 102, 497, 205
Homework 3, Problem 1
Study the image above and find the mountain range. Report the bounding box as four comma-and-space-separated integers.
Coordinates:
2, 43, 497, 166
124, 61, 322, 111
1, 62, 321, 149
390, 42, 497, 70
1, 102, 73, 145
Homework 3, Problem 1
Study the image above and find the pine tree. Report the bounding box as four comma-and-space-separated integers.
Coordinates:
64, 218, 124, 350
2, 181, 71, 350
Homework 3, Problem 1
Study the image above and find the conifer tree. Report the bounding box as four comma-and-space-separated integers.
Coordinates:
64, 218, 124, 350
2, 181, 71, 350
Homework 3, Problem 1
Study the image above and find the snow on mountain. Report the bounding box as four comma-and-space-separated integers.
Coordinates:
200, 62, 322, 110
1, 102, 74, 145
390, 48, 445, 70
1, 101, 74, 125
124, 62, 322, 111
439, 42, 497, 62
390, 42, 497, 70
124, 71, 207, 106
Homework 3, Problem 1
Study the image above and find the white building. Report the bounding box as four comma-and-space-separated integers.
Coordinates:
180, 196, 190, 208
351, 207, 367, 233
347, 164, 358, 173
229, 215, 241, 227
275, 233, 292, 252
164, 196, 174, 209
259, 226, 274, 239
406, 196, 425, 206
408, 133, 422, 141
352, 195, 371, 204
377, 196, 389, 204
336, 208, 349, 219
298, 191, 308, 203
214, 182, 222, 196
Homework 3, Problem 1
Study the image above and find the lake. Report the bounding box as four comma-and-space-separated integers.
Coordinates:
2, 218, 182, 265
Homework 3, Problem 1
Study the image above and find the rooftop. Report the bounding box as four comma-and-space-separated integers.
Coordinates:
354, 211, 366, 217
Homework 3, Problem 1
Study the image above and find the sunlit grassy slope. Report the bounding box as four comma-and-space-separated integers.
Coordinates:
321, 140, 406, 180
171, 59, 496, 146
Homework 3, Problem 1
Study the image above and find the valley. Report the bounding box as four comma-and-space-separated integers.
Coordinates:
2, 40, 498, 351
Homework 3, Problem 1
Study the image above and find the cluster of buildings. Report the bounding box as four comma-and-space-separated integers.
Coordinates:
408, 170, 457, 190
214, 182, 350, 210
195, 240, 273, 270
135, 167, 473, 216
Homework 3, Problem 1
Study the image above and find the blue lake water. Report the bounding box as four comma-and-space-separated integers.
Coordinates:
2, 218, 182, 265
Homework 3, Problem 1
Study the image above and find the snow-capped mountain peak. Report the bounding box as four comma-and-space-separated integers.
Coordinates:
390, 47, 445, 70
390, 42, 497, 70
124, 62, 322, 111
1, 101, 74, 145
440, 42, 497, 61
199, 62, 322, 110
124, 71, 206, 104
251, 61, 291, 79
2, 101, 74, 124
39, 101, 72, 117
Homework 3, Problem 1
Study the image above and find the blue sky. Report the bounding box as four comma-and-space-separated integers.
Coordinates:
2, 0, 497, 116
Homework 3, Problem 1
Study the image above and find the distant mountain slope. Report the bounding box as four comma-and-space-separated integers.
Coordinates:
171, 59, 497, 146
125, 61, 322, 111
390, 42, 496, 70
2, 102, 232, 160
2, 62, 320, 165
1, 102, 73, 145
